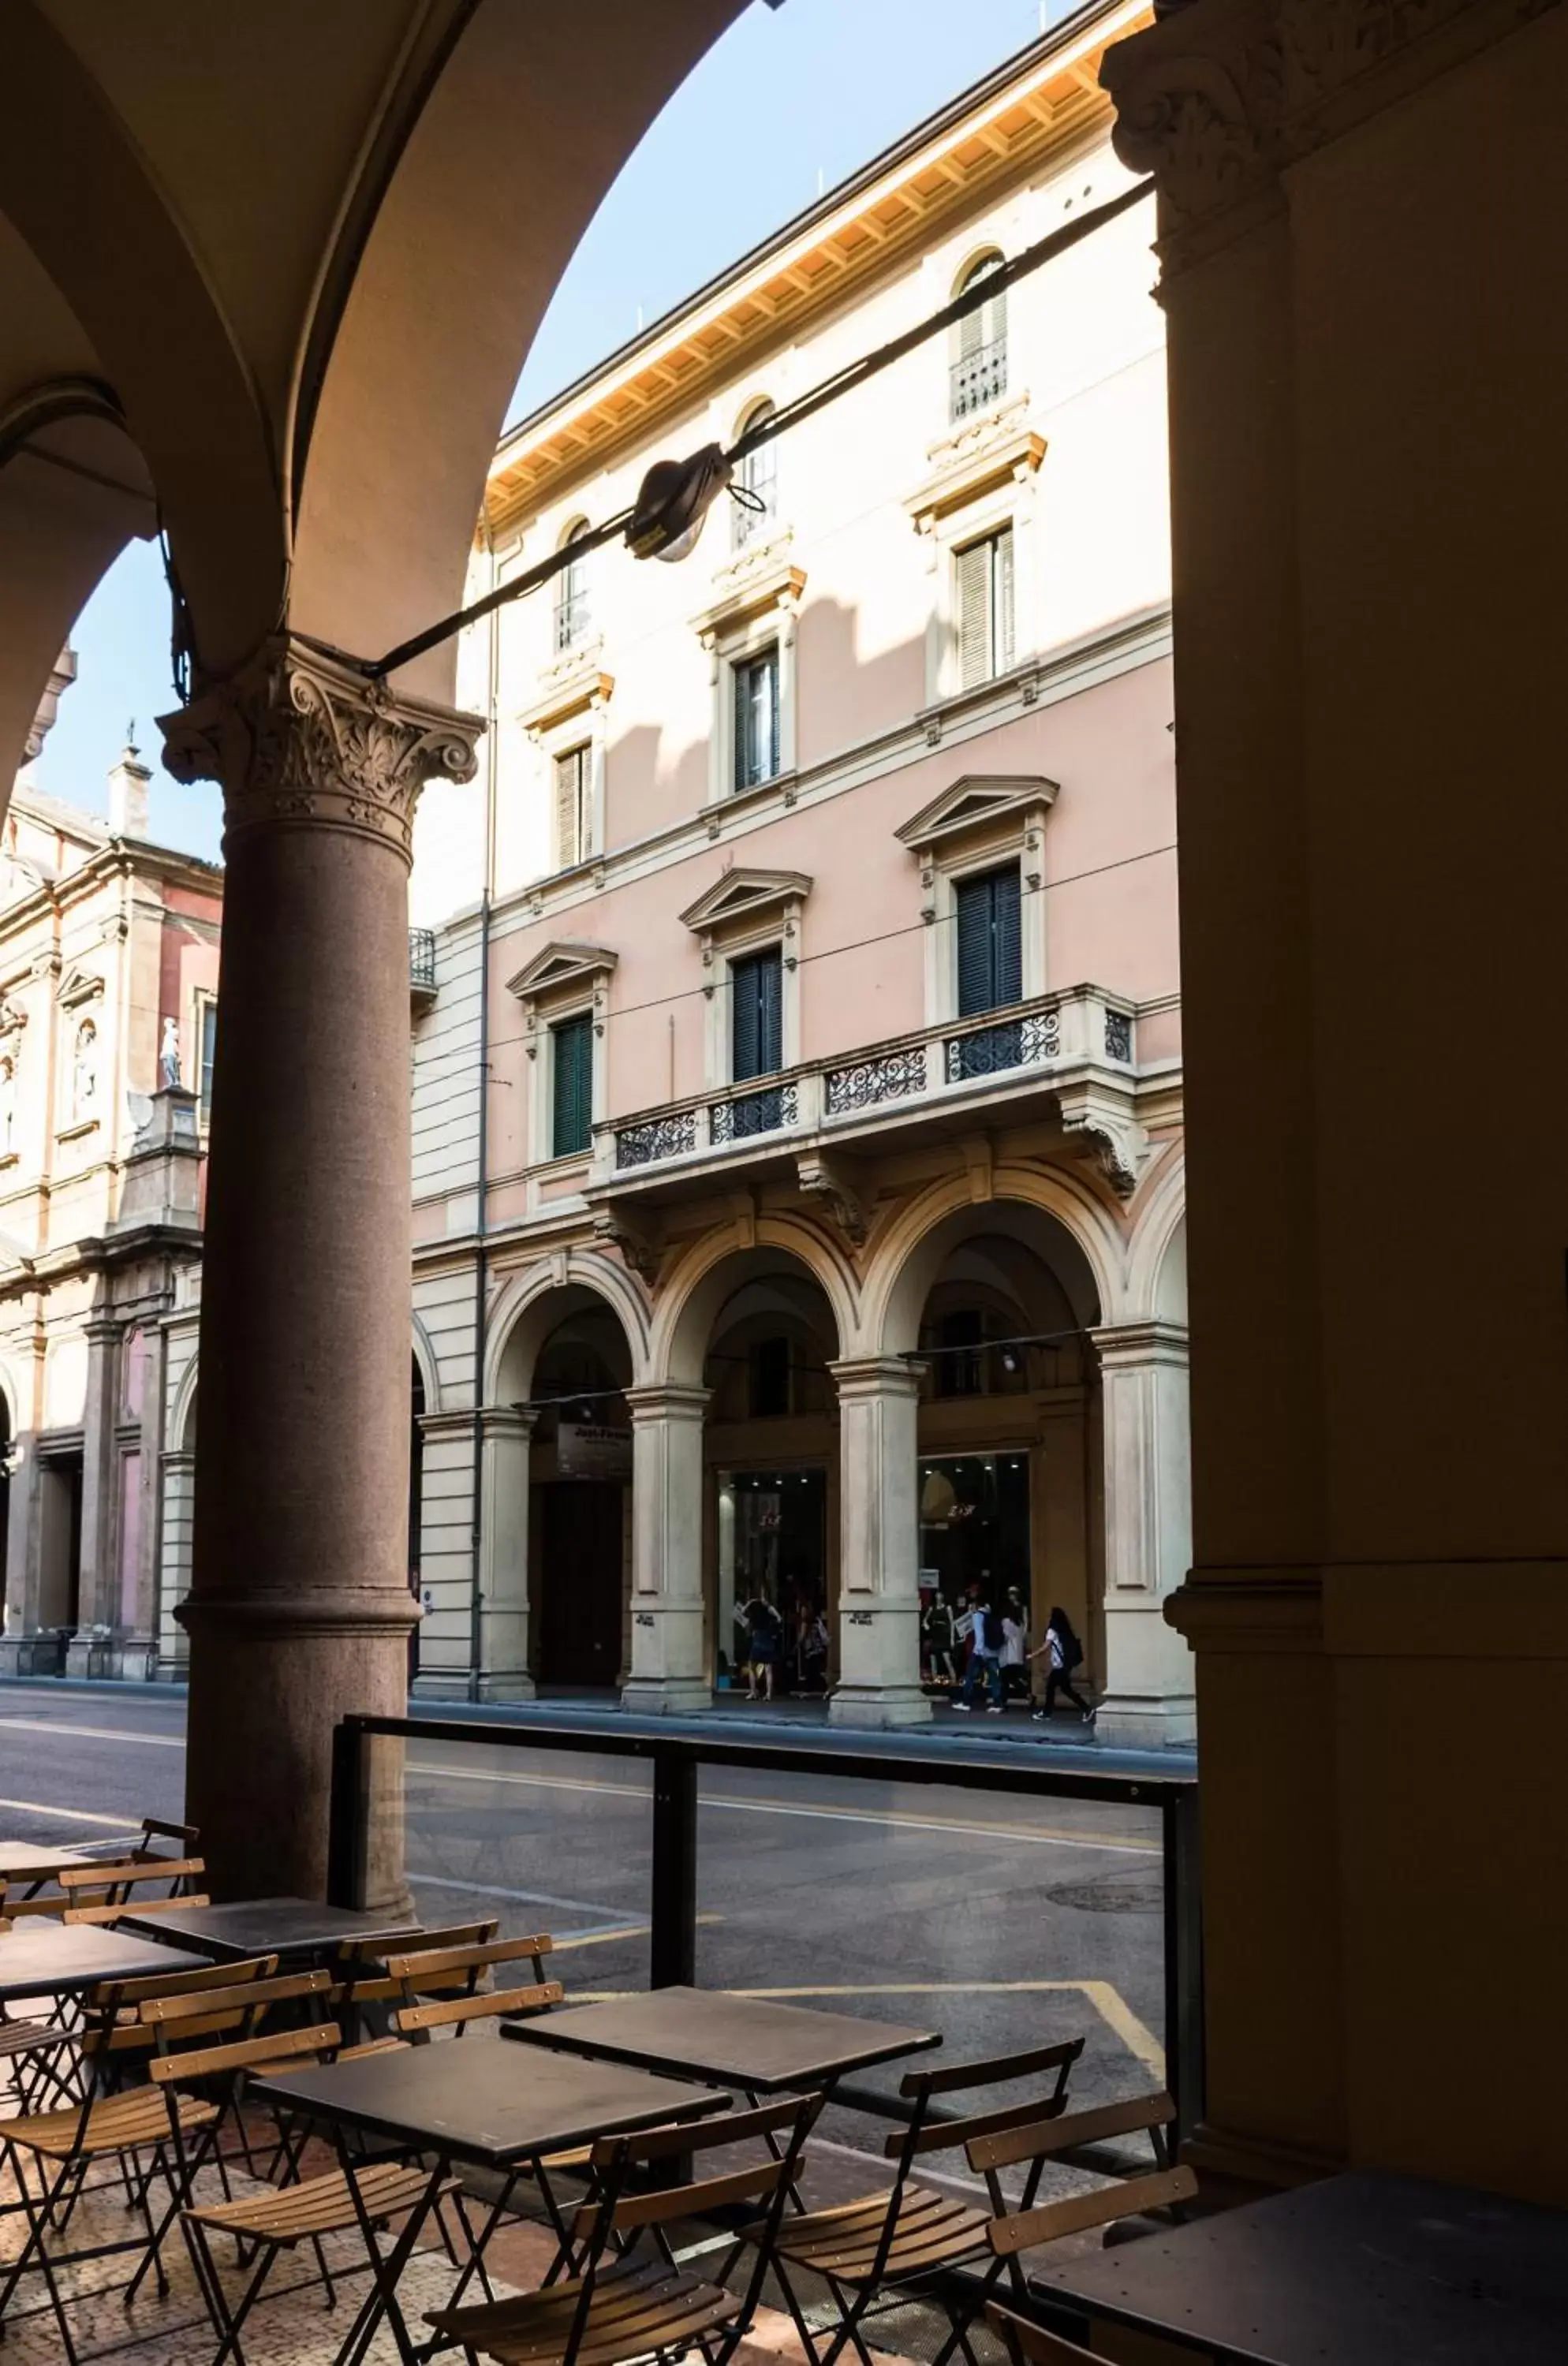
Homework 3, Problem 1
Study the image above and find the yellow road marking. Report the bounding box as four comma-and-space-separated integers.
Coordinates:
558, 1980, 1165, 2079
550, 1913, 721, 1952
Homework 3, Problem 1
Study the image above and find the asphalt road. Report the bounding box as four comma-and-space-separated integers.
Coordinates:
0, 1685, 1167, 2157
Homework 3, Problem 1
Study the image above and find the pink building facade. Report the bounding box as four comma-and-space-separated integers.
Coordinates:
409, 0, 1191, 1740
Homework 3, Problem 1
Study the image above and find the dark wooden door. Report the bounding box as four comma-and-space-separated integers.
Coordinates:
538, 1482, 624, 1687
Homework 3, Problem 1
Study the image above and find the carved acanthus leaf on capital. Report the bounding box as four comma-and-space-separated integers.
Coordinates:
158, 636, 482, 863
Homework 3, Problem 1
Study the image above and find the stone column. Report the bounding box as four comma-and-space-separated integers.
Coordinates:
622, 1383, 709, 1712
828, 1357, 929, 1727
161, 638, 480, 1901
475, 1406, 536, 1700
65, 1315, 120, 1677
1090, 1321, 1193, 1748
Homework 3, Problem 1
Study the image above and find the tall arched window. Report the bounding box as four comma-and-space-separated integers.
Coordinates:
951, 252, 1008, 421
732, 399, 777, 548
554, 520, 592, 652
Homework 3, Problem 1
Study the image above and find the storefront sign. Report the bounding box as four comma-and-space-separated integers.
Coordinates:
556, 1420, 633, 1481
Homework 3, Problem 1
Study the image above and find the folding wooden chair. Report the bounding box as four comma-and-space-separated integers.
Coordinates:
385, 1935, 562, 2041
162, 2021, 462, 2366
426, 2092, 823, 2366
328, 1916, 499, 2044
55, 1854, 205, 1915
0, 1968, 310, 2366
762, 2036, 1084, 2366
65, 1892, 213, 1927
986, 2298, 1103, 2366
986, 2162, 1198, 2270
967, 2089, 1182, 2195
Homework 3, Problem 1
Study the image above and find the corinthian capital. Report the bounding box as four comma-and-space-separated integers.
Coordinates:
158, 636, 482, 865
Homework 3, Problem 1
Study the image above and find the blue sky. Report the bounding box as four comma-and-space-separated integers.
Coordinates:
32, 0, 1058, 859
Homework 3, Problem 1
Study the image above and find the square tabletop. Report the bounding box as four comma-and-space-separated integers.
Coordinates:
0, 1842, 118, 1882
117, 1896, 425, 1963
0, 1921, 197, 2002
255, 2032, 729, 2169
1033, 2169, 1568, 2365
504, 1985, 941, 2091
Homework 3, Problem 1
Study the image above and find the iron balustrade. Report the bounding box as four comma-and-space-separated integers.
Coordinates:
409, 927, 437, 995
950, 335, 1008, 421
327, 1711, 1204, 2143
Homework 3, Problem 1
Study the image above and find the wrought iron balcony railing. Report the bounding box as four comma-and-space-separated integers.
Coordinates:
950, 335, 1008, 422
599, 986, 1141, 1183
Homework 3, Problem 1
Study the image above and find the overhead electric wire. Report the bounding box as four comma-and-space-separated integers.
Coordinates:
358, 172, 1155, 681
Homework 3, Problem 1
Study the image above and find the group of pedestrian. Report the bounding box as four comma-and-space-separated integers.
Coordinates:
734, 1588, 828, 1700
924, 1580, 1095, 1722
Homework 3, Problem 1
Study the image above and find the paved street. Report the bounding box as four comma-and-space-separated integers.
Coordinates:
0, 1684, 1169, 2159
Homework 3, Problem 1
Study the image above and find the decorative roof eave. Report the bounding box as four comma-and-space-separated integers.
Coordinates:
896, 774, 1059, 853
506, 941, 619, 1001
482, 0, 1152, 533
678, 868, 814, 936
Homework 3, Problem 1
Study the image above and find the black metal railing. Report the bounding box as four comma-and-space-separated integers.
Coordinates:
950, 335, 1008, 421
409, 927, 437, 995
328, 1714, 1204, 2141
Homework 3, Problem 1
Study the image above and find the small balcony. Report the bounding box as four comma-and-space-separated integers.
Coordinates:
592, 985, 1159, 1207
409, 927, 437, 1009
950, 335, 1008, 422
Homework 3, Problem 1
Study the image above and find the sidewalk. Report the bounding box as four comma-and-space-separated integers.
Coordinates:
0, 1674, 1197, 1779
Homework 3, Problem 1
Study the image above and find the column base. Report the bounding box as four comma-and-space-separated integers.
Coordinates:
0, 1637, 70, 1680
1092, 1689, 1196, 1749
472, 1671, 537, 1704
828, 1683, 933, 1729
619, 1677, 712, 1715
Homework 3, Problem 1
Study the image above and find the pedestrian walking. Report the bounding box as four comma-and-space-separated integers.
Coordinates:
922, 1591, 957, 1687
1001, 1586, 1029, 1701
1029, 1603, 1095, 1722
952, 1578, 1005, 1714
741, 1589, 784, 1701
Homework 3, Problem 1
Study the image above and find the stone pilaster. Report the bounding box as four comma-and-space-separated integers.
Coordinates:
622, 1383, 710, 1713
64, 1315, 121, 1677
828, 1357, 930, 1727
1090, 1320, 1194, 1748
475, 1406, 537, 1701
161, 636, 481, 1901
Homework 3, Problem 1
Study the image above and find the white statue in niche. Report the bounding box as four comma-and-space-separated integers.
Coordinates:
73, 1017, 97, 1118
159, 1016, 181, 1090
0, 1057, 14, 1157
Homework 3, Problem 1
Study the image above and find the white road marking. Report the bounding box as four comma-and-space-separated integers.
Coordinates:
0, 1797, 141, 1828
0, 1717, 182, 1749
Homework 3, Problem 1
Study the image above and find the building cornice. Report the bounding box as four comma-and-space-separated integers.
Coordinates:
483, 0, 1154, 533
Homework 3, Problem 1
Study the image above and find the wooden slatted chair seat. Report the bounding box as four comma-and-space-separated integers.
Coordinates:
185, 2158, 455, 2245
14, 2083, 216, 2159
429, 2252, 741, 2366
0, 2018, 72, 2060
768, 2185, 991, 2282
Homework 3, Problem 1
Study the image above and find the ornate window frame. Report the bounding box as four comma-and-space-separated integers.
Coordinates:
693, 564, 806, 807
506, 940, 618, 1170
679, 868, 812, 1090
906, 420, 1045, 705
517, 668, 614, 879
896, 774, 1058, 1026
58, 968, 105, 1138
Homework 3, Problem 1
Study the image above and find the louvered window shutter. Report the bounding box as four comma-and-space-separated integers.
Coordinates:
551, 1015, 592, 1158
733, 660, 752, 793
993, 863, 1022, 1003
957, 539, 991, 689
555, 748, 588, 867
995, 526, 1015, 674
732, 947, 782, 1080
956, 874, 994, 1017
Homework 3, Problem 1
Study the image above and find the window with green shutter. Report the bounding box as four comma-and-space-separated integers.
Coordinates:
199, 1002, 218, 1123
956, 864, 1022, 1017
551, 1013, 593, 1159
731, 946, 783, 1081
733, 647, 780, 791
956, 526, 1015, 687
554, 745, 591, 868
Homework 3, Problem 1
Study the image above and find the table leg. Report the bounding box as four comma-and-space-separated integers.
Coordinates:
335, 2145, 450, 2366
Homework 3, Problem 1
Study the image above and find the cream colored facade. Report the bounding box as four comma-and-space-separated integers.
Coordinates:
408, 5, 1193, 1741
0, 705, 220, 1680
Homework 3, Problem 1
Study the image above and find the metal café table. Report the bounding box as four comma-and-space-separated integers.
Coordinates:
0, 1921, 196, 2003
255, 2033, 730, 2366
502, 1984, 942, 2093
118, 1894, 424, 1965
1032, 2168, 1568, 2364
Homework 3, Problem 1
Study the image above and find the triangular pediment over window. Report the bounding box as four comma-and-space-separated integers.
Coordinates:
506, 941, 618, 1002
678, 868, 813, 937
58, 966, 106, 1011
895, 774, 1058, 856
